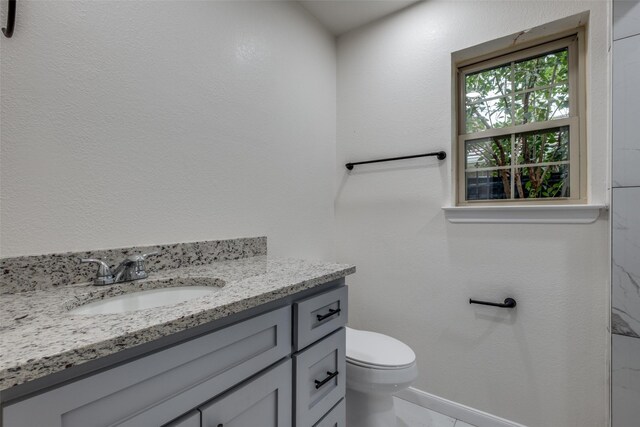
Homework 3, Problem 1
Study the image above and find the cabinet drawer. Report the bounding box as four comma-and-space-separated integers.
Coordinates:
200, 359, 292, 427
294, 328, 346, 427
3, 306, 291, 427
164, 411, 200, 427
313, 399, 345, 427
294, 286, 347, 351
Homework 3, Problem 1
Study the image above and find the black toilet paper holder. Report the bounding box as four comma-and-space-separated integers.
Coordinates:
469, 298, 517, 308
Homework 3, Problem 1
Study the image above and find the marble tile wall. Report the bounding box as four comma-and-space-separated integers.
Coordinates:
612, 188, 640, 338
612, 2, 640, 426
614, 0, 640, 40
612, 334, 640, 426
612, 34, 640, 188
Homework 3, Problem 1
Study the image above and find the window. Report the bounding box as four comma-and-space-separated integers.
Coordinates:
456, 34, 585, 205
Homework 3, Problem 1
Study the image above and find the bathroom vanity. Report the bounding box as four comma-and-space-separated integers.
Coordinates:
0, 237, 354, 427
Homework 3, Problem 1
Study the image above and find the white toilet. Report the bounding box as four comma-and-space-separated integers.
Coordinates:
345, 327, 418, 427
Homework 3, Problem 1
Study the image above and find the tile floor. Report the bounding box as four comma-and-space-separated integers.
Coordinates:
394, 397, 478, 427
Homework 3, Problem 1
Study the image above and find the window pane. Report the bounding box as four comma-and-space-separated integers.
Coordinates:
548, 82, 569, 120
515, 126, 569, 165
465, 96, 512, 133
514, 83, 569, 124
513, 164, 570, 199
465, 136, 511, 169
465, 65, 512, 100
514, 49, 569, 92
460, 42, 578, 203
466, 169, 511, 200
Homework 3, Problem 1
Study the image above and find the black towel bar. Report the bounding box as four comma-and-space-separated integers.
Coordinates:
345, 151, 446, 170
2, 0, 16, 38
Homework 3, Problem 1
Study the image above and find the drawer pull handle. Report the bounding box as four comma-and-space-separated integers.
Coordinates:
316, 308, 341, 322
314, 370, 339, 389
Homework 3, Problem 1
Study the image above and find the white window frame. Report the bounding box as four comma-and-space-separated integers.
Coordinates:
455, 31, 587, 206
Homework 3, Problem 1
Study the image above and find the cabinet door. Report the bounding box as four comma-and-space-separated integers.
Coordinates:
313, 399, 345, 427
200, 359, 292, 427
164, 411, 200, 427
294, 328, 345, 426
3, 307, 290, 427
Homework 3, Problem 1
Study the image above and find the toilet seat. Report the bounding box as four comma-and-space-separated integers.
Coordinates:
346, 327, 415, 370
345, 327, 419, 426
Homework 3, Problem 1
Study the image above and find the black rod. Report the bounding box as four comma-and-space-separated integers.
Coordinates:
469, 298, 517, 308
2, 0, 15, 38
345, 151, 446, 170
316, 308, 341, 322
314, 371, 339, 389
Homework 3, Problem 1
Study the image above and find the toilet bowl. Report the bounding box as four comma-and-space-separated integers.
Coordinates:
345, 327, 418, 427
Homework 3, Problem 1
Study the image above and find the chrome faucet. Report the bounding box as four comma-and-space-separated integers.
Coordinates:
80, 251, 159, 286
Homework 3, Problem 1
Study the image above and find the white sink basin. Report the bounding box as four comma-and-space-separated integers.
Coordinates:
68, 281, 224, 315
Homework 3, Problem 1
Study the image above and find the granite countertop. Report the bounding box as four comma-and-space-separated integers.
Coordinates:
0, 256, 355, 391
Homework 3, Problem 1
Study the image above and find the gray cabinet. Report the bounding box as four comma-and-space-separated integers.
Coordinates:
3, 284, 348, 427
3, 307, 290, 427
294, 328, 346, 426
200, 359, 292, 427
294, 285, 348, 351
164, 411, 200, 427
314, 399, 345, 427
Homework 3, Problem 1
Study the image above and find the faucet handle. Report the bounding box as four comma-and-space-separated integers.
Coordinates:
138, 251, 159, 273
124, 251, 159, 263
79, 258, 115, 285
117, 251, 159, 282
125, 251, 160, 267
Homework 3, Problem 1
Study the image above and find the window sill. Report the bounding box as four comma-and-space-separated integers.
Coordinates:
442, 204, 607, 224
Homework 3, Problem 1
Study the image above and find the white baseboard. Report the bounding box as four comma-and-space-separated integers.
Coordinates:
395, 387, 528, 427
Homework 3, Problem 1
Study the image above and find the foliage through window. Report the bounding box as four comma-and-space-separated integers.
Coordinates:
457, 35, 584, 204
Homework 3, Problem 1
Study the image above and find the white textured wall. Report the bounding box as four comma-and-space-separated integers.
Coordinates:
336, 1, 610, 426
0, 1, 336, 259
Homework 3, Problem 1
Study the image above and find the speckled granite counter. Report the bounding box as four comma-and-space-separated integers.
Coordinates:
0, 240, 355, 391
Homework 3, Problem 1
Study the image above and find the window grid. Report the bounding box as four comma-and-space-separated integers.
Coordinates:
466, 81, 569, 107
456, 34, 584, 205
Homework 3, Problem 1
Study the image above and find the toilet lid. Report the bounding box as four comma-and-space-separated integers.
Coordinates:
346, 327, 416, 369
